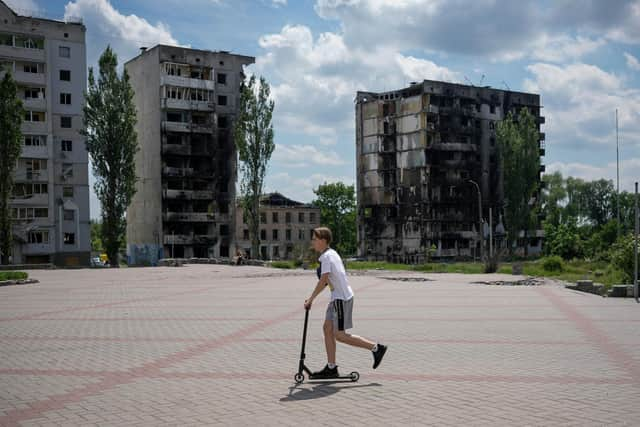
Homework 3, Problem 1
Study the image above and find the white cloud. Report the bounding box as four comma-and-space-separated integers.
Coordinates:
547, 158, 640, 192
255, 24, 460, 141
529, 35, 606, 63
3, 0, 41, 15
272, 0, 287, 6
523, 62, 640, 150
273, 144, 346, 166
624, 52, 640, 71
64, 0, 182, 69
266, 172, 355, 203
313, 0, 638, 62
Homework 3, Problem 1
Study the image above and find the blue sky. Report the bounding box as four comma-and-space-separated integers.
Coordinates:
6, 0, 640, 219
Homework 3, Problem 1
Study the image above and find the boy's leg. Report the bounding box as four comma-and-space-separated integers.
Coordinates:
323, 320, 337, 365
334, 330, 375, 350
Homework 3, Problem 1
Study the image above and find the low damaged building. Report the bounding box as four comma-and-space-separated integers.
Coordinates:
234, 193, 320, 260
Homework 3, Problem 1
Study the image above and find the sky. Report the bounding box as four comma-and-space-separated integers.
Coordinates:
5, 0, 640, 220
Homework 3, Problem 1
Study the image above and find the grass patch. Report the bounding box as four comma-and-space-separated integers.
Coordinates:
269, 261, 296, 269
268, 258, 625, 289
0, 271, 28, 281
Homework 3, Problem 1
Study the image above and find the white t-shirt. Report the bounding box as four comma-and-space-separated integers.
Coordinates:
319, 248, 354, 301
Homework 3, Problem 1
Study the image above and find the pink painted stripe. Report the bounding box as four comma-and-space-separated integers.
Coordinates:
537, 287, 640, 383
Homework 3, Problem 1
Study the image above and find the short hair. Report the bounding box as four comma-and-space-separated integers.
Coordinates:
313, 227, 332, 245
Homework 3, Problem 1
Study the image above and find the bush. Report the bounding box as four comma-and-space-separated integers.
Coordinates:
542, 255, 564, 272
611, 234, 639, 283
0, 271, 28, 281
270, 261, 294, 269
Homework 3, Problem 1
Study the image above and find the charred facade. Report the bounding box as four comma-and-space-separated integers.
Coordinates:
355, 80, 545, 262
125, 45, 254, 264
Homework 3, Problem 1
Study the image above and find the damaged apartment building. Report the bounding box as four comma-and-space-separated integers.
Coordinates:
125, 45, 254, 264
355, 80, 545, 262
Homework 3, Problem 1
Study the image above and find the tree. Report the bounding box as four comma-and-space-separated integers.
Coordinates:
582, 179, 615, 227
90, 220, 103, 252
496, 108, 540, 255
0, 72, 24, 264
541, 171, 566, 227
83, 47, 138, 267
234, 75, 275, 259
312, 182, 357, 256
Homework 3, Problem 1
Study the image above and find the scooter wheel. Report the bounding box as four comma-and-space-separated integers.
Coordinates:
294, 373, 304, 384
350, 371, 359, 382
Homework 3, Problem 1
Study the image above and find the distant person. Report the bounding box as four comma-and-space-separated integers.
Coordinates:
234, 249, 245, 266
304, 227, 387, 378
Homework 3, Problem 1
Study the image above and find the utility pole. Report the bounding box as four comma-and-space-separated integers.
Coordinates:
634, 182, 638, 302
616, 109, 620, 236
469, 179, 483, 262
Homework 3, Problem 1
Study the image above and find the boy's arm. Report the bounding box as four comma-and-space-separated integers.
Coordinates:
304, 273, 330, 309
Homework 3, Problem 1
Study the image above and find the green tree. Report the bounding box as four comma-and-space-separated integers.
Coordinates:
541, 171, 566, 226
496, 108, 540, 255
543, 220, 583, 260
312, 182, 357, 256
0, 72, 24, 264
83, 47, 138, 267
90, 220, 103, 252
611, 233, 639, 283
582, 179, 614, 227
234, 75, 275, 259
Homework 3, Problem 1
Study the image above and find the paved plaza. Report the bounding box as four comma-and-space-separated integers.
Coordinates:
1, 265, 639, 426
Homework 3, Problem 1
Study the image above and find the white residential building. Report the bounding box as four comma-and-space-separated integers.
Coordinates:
0, 1, 90, 265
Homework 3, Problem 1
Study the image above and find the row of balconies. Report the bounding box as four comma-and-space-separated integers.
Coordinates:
162, 212, 215, 222
163, 233, 218, 245
162, 189, 215, 200
161, 121, 214, 134
161, 98, 215, 112
161, 143, 215, 157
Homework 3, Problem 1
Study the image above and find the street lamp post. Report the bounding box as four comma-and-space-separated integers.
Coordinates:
468, 179, 483, 262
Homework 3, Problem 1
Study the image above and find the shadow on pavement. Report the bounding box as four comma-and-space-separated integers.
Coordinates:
281, 382, 382, 402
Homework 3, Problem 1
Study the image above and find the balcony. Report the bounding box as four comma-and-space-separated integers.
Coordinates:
22, 121, 47, 134
194, 234, 218, 245
190, 123, 215, 134
160, 74, 215, 91
22, 97, 46, 111
163, 234, 193, 245
14, 70, 46, 86
0, 45, 45, 62
10, 193, 48, 205
162, 189, 214, 200
163, 212, 215, 222
162, 143, 190, 156
162, 166, 194, 177
162, 121, 190, 133
21, 144, 48, 159
162, 98, 215, 112
21, 242, 54, 254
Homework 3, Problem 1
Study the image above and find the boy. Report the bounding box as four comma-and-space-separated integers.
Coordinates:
304, 227, 387, 378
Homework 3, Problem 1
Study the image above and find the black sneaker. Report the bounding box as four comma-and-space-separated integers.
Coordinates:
310, 364, 339, 379
372, 344, 387, 369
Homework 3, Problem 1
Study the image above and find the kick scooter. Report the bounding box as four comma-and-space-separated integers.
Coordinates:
294, 307, 359, 384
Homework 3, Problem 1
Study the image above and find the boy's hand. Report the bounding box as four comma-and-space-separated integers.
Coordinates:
304, 299, 312, 310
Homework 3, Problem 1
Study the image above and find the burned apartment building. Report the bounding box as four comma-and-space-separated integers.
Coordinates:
355, 80, 545, 262
125, 45, 254, 264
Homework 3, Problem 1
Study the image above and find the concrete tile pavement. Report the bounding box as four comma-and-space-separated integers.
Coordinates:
0, 265, 639, 426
